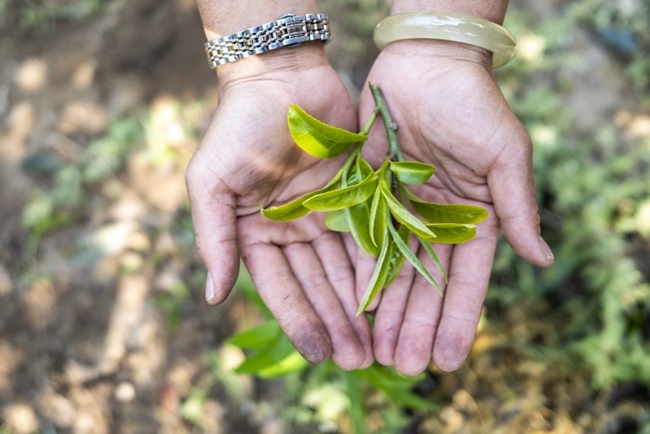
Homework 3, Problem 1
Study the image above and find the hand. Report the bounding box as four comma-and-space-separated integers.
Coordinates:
185, 49, 373, 370
357, 41, 554, 375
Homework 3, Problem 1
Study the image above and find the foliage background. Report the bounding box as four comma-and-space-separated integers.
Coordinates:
0, 0, 649, 433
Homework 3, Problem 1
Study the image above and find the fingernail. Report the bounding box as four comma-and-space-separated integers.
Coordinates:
205, 272, 217, 304
539, 236, 554, 261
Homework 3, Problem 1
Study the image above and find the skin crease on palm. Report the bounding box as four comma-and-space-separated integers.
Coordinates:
186, 0, 554, 376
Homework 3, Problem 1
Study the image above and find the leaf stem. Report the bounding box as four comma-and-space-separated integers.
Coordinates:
340, 110, 378, 179
360, 109, 379, 136
341, 144, 362, 177
369, 82, 404, 162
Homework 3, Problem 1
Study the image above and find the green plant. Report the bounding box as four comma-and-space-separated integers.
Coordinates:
154, 282, 192, 330
21, 115, 143, 253
567, 0, 650, 102
220, 266, 436, 433
490, 4, 650, 394
82, 117, 142, 183
227, 302, 435, 433
262, 83, 488, 313
17, 0, 102, 30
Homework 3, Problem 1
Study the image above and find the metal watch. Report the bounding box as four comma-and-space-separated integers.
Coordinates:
204, 13, 330, 69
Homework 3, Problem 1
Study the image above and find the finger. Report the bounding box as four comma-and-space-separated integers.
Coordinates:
488, 125, 554, 268
342, 232, 360, 269
312, 232, 375, 369
432, 225, 498, 371
242, 242, 332, 365
285, 242, 367, 370
372, 260, 415, 366
185, 152, 240, 305
394, 243, 451, 376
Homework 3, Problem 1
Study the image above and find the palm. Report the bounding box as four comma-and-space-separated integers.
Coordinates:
357, 45, 550, 374
208, 79, 354, 211
360, 50, 520, 204
186, 65, 373, 369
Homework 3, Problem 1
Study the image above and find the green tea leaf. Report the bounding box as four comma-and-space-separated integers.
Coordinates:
354, 365, 436, 410
303, 172, 377, 211
234, 333, 308, 378
382, 387, 439, 411
260, 198, 312, 221
356, 237, 393, 315
346, 202, 380, 257
416, 235, 448, 283
381, 181, 436, 240
257, 351, 309, 378
388, 223, 443, 296
426, 223, 477, 244
288, 105, 368, 159
389, 161, 435, 185
234, 332, 296, 375
352, 156, 375, 179
369, 188, 388, 249
406, 190, 489, 224
324, 210, 350, 232
343, 158, 380, 257
385, 224, 409, 287
353, 363, 419, 388
356, 364, 426, 389
228, 320, 281, 350
261, 170, 342, 221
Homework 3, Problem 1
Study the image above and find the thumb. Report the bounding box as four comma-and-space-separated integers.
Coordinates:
185, 151, 240, 304
488, 129, 554, 268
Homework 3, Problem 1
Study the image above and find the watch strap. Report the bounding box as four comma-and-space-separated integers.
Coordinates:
204, 13, 330, 69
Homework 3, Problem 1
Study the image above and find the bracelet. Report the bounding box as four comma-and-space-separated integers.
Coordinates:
204, 14, 330, 69
374, 12, 516, 68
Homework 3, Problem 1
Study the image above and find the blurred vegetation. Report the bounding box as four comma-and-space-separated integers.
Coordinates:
21, 116, 143, 252
9, 0, 102, 30
495, 2, 650, 390
3, 0, 650, 433
223, 271, 435, 434
569, 0, 650, 102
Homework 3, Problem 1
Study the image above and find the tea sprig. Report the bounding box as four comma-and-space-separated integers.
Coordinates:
261, 83, 488, 315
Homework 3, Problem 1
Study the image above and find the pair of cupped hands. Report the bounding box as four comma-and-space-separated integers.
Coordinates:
185, 40, 554, 376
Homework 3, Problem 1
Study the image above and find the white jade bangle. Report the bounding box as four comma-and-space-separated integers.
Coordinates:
374, 12, 517, 68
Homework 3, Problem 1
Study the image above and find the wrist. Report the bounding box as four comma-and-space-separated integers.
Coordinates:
215, 43, 330, 85
196, 3, 331, 83
381, 39, 492, 69
196, 1, 320, 40
390, 0, 509, 24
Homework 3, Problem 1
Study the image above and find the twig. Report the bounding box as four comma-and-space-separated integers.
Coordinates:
369, 82, 404, 162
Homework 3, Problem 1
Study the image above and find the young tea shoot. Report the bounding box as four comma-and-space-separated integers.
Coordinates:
261, 83, 488, 315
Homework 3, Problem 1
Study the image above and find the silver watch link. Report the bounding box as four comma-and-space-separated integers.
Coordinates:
204, 13, 330, 69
